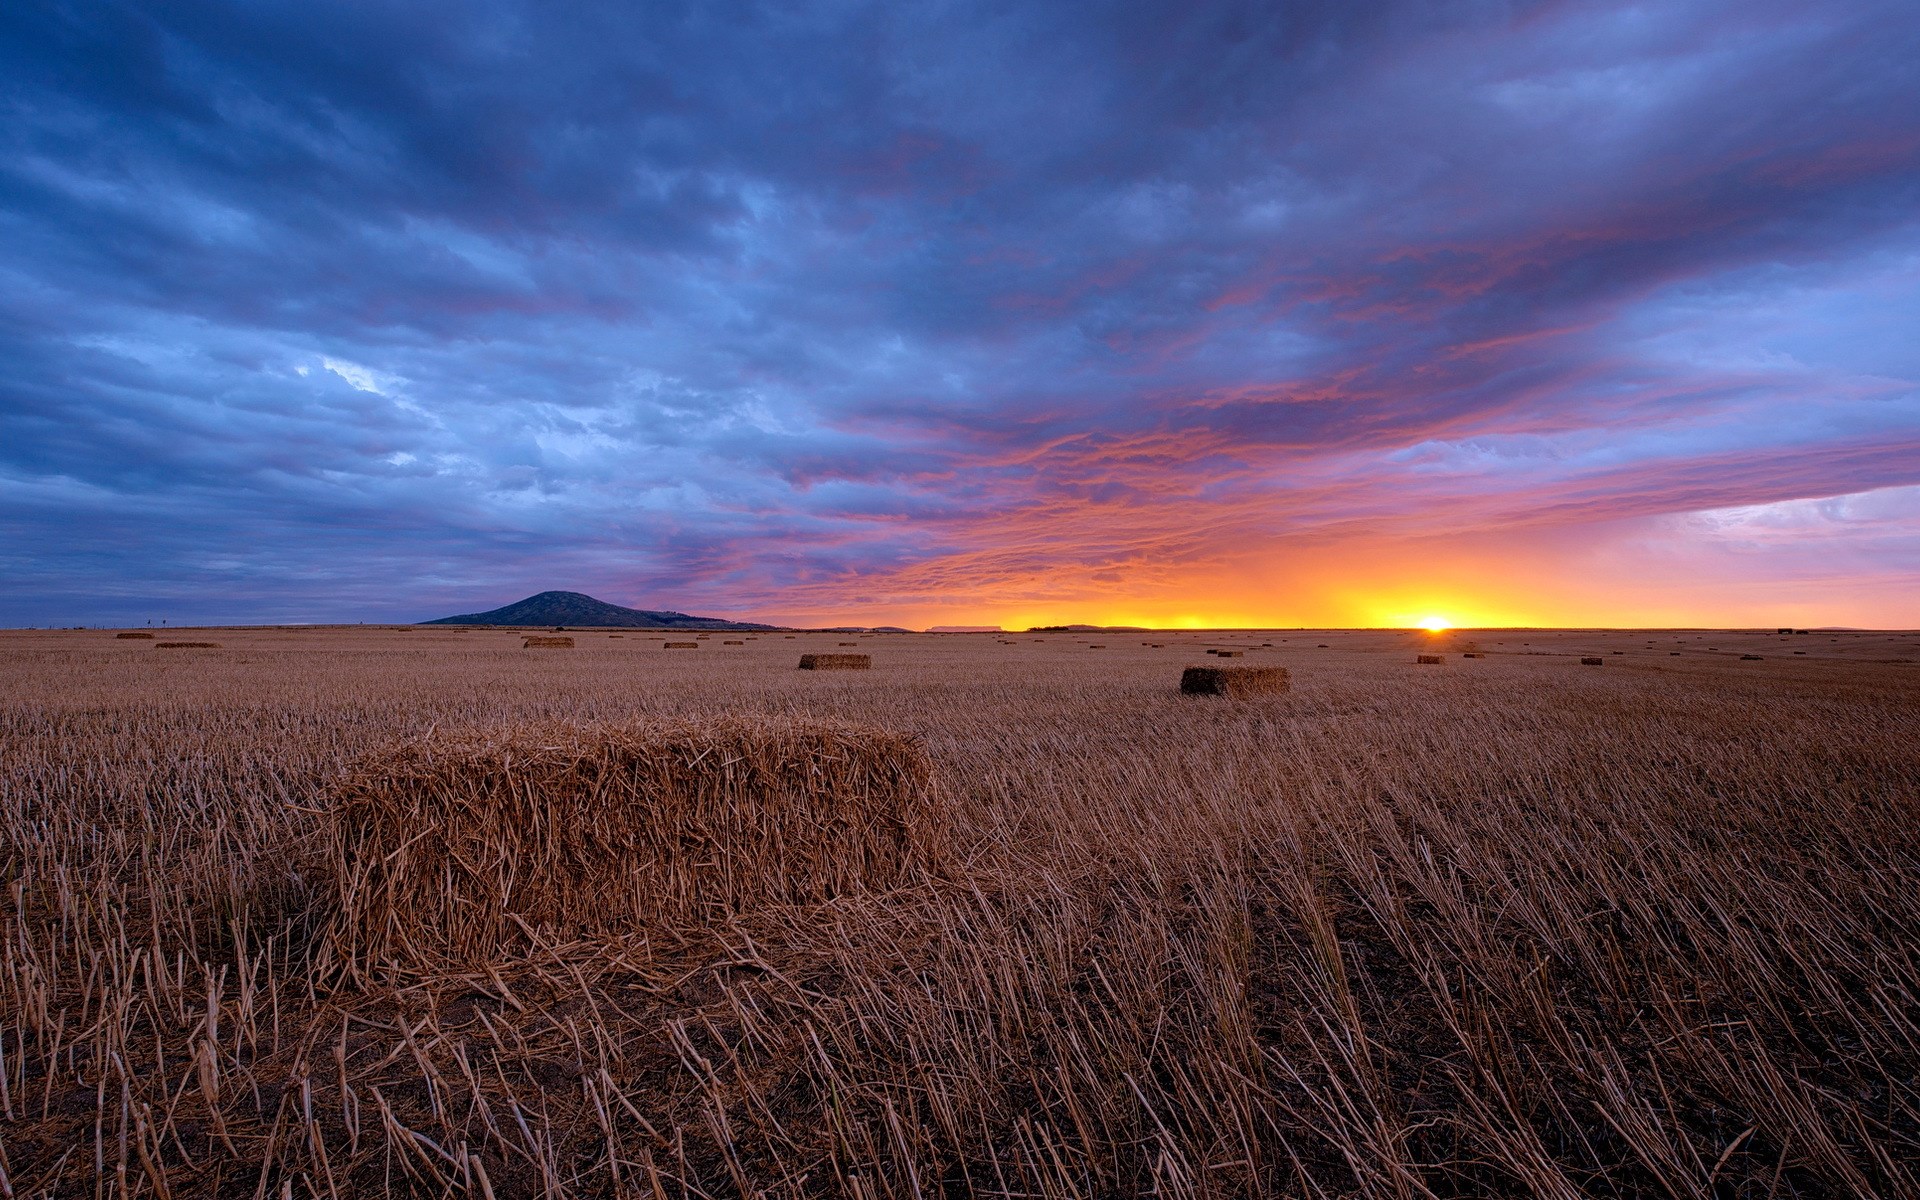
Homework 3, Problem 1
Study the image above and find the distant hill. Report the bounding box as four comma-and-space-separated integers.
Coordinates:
423, 590, 778, 630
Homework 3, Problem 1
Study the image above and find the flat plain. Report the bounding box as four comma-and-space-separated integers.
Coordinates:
2, 625, 1917, 1197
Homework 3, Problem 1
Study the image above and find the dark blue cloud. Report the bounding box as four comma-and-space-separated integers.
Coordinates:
2, 0, 1917, 625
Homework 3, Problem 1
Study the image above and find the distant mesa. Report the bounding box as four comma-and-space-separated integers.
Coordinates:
929, 625, 1000, 633
423, 590, 778, 631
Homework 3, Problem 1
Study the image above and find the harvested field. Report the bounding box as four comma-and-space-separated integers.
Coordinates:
798, 652, 871, 670
0, 625, 1917, 1198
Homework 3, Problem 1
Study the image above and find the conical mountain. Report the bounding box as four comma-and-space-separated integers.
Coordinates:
423, 590, 777, 630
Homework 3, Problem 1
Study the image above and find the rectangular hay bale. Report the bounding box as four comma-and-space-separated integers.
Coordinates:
325, 718, 935, 973
116, 631, 154, 639
156, 641, 221, 649
523, 635, 574, 648
799, 653, 871, 670
1179, 665, 1290, 697
1581, 657, 1604, 665
1416, 654, 1443, 665
665, 641, 699, 649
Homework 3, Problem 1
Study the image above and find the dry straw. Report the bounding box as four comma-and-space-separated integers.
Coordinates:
115, 631, 154, 639
1179, 665, 1291, 697
800, 653, 871, 670
324, 717, 936, 975
523, 635, 574, 648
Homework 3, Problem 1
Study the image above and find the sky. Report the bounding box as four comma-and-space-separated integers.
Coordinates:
3, 0, 1918, 629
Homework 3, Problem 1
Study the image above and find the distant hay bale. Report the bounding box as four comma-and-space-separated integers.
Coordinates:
799, 653, 870, 671
838, 641, 859, 647
523, 636, 574, 648
1462, 652, 1483, 658
1416, 654, 1443, 665
324, 718, 936, 973
1180, 666, 1290, 698
115, 631, 154, 639
609, 634, 624, 638
722, 640, 744, 645
1581, 657, 1603, 666
664, 641, 699, 649
1317, 643, 1330, 648
1214, 650, 1243, 658
156, 641, 221, 649
1088, 644, 1105, 649
1741, 654, 1763, 661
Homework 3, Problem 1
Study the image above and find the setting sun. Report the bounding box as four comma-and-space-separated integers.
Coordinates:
1420, 617, 1452, 632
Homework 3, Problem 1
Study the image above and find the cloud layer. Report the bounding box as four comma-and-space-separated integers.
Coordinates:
4, 0, 1917, 626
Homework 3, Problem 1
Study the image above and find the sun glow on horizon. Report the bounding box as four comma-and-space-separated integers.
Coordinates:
1419, 616, 1452, 632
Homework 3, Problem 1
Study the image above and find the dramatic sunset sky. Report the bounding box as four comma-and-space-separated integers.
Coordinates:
4, 1, 1917, 628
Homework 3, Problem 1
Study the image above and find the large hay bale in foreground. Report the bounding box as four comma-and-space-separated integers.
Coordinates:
523, 635, 574, 648
116, 631, 154, 639
800, 653, 870, 670
1180, 666, 1290, 697
326, 718, 935, 972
